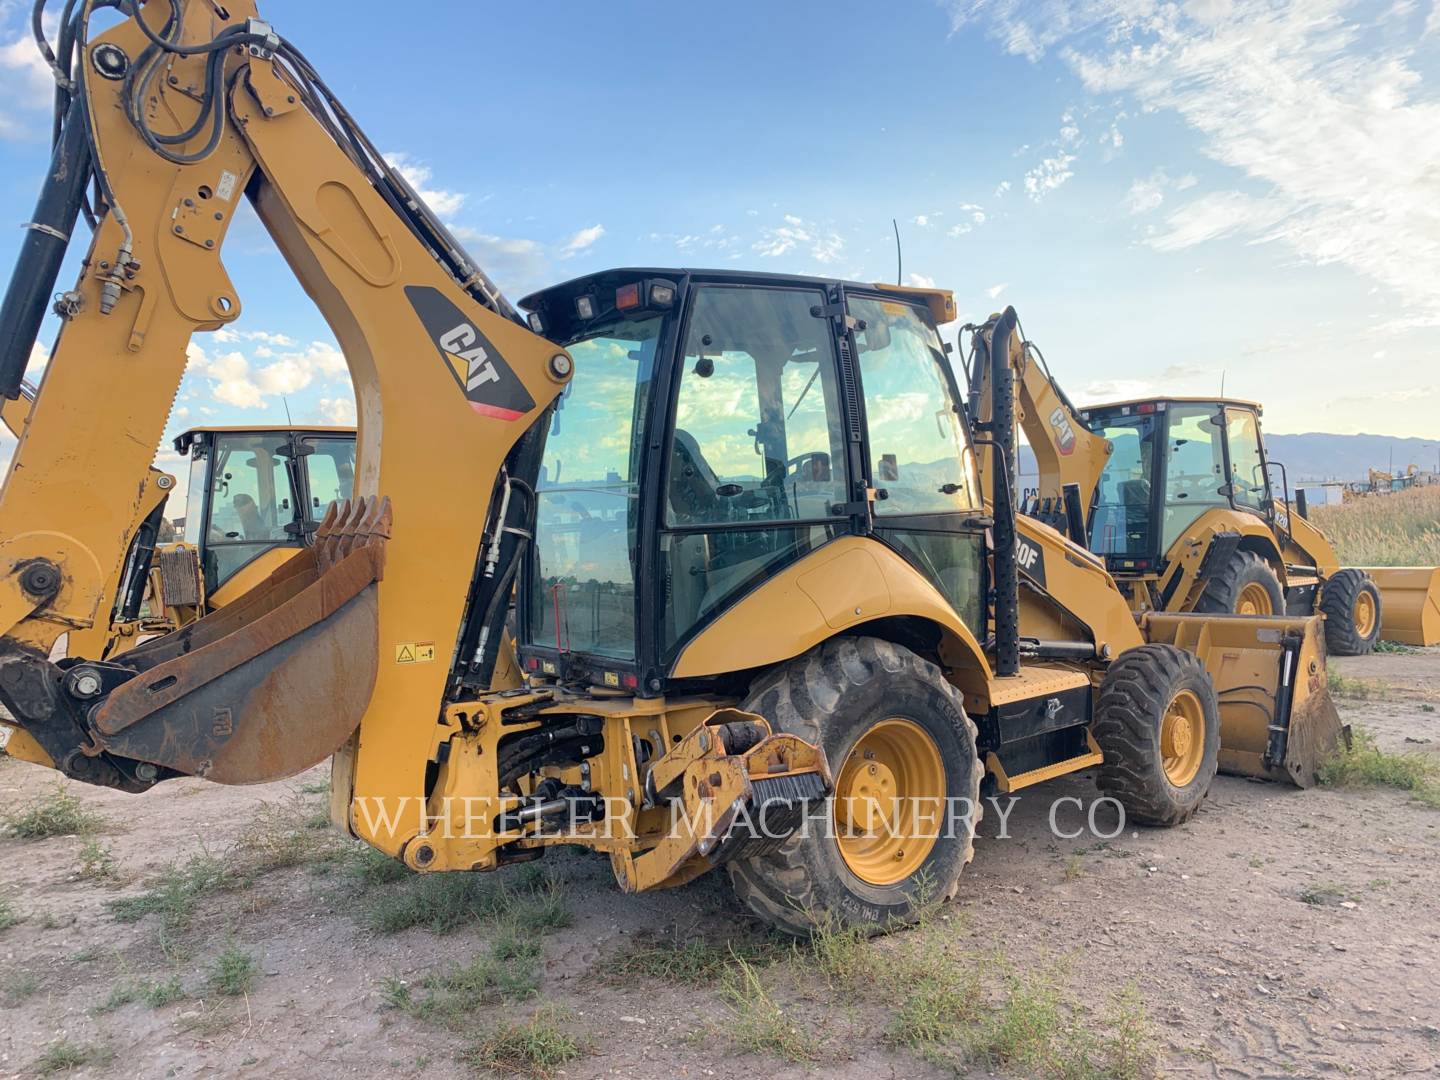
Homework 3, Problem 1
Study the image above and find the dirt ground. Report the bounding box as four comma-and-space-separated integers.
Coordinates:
2, 649, 1438, 1080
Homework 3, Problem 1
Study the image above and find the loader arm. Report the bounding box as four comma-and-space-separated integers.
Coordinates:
0, 1, 570, 851
967, 314, 1111, 540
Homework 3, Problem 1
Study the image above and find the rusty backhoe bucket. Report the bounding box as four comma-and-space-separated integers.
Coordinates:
83, 496, 391, 784
1141, 612, 1345, 787
1357, 566, 1440, 646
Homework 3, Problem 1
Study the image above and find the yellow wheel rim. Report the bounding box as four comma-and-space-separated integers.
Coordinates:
1160, 689, 1205, 787
1353, 590, 1377, 638
833, 718, 945, 886
1236, 582, 1274, 616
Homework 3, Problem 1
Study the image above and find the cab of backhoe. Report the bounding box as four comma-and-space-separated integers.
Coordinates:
515, 269, 983, 694
173, 425, 356, 596
1080, 397, 1283, 574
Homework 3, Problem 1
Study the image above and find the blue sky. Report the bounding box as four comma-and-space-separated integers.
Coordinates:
2, 0, 1438, 509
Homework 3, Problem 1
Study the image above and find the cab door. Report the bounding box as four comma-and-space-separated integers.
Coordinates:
842, 292, 986, 632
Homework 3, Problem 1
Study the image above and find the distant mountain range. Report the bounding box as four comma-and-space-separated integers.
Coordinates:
1018, 432, 1440, 485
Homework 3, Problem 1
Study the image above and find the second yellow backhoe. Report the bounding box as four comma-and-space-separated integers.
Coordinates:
0, 0, 1344, 938
964, 320, 1440, 652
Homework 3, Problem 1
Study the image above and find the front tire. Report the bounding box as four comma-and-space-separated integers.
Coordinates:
1194, 549, 1284, 617
1094, 645, 1220, 827
727, 637, 981, 936
1319, 568, 1382, 656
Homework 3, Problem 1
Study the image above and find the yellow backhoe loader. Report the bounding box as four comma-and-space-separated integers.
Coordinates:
964, 321, 1440, 651
0, 0, 1344, 935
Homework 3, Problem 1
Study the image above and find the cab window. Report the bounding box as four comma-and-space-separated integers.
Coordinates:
301, 436, 356, 525
666, 286, 846, 526
203, 432, 301, 589
1161, 406, 1227, 552
1225, 410, 1267, 513
1091, 413, 1158, 557
530, 316, 662, 661
661, 286, 846, 652
850, 297, 976, 514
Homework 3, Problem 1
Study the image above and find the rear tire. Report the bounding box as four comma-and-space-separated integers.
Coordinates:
727, 637, 981, 937
1094, 645, 1220, 827
1319, 568, 1382, 656
1194, 549, 1284, 617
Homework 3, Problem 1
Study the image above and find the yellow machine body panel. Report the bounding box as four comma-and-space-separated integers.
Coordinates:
672, 535, 992, 684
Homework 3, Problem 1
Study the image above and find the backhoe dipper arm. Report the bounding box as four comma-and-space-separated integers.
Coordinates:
967, 314, 1111, 538
0, 1, 571, 853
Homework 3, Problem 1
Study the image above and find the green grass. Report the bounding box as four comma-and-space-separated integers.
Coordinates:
1318, 726, 1440, 808
460, 1005, 587, 1079
387, 924, 547, 1029
340, 844, 414, 886
885, 947, 984, 1052
1373, 639, 1414, 654
107, 852, 236, 931
78, 839, 120, 882
3, 783, 106, 839
234, 797, 345, 873
606, 935, 784, 987
357, 865, 567, 936
208, 947, 258, 997
0, 897, 17, 931
1298, 882, 1349, 906
0, 968, 41, 1006
719, 955, 821, 1063
1327, 671, 1387, 700
98, 974, 185, 1012
34, 1039, 114, 1076
802, 912, 876, 990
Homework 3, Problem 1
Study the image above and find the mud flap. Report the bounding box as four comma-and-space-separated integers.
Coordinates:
1141, 612, 1346, 787
86, 496, 390, 784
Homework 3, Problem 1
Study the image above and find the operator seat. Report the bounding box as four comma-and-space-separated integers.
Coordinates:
233, 493, 267, 540
668, 429, 722, 524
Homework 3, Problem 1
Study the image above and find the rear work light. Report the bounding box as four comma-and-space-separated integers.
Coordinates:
575, 295, 595, 319
650, 283, 675, 308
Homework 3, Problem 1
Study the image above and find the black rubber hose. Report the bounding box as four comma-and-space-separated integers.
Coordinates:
988, 307, 1021, 677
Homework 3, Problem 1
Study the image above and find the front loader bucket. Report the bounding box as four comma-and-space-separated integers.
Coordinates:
1141, 612, 1345, 787
83, 496, 391, 784
1357, 566, 1440, 646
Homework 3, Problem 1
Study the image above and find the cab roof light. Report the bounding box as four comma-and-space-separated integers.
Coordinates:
650, 282, 675, 308
1136, 402, 1156, 414
616, 283, 642, 311
575, 295, 595, 320
526, 312, 545, 334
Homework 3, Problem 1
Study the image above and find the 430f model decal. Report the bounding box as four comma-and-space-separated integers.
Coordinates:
405, 285, 536, 421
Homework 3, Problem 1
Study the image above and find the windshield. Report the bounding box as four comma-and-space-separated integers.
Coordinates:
1090, 412, 1158, 558
528, 316, 663, 660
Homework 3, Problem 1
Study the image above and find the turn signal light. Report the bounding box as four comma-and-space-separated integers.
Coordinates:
616, 283, 641, 310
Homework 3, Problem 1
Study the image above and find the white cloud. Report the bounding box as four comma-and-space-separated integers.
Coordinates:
0, 35, 54, 140
1124, 169, 1171, 215
1023, 152, 1075, 201
559, 223, 605, 260
906, 273, 938, 288
987, 283, 1009, 299
950, 0, 1440, 326
185, 334, 348, 410
382, 152, 466, 218
1146, 191, 1291, 252
315, 396, 357, 426
753, 214, 844, 264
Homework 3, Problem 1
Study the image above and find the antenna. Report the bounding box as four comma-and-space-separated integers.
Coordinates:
892, 218, 902, 285
1219, 370, 1226, 397
282, 396, 293, 426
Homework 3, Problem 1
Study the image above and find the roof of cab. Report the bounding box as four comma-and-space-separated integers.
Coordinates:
519, 267, 956, 330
